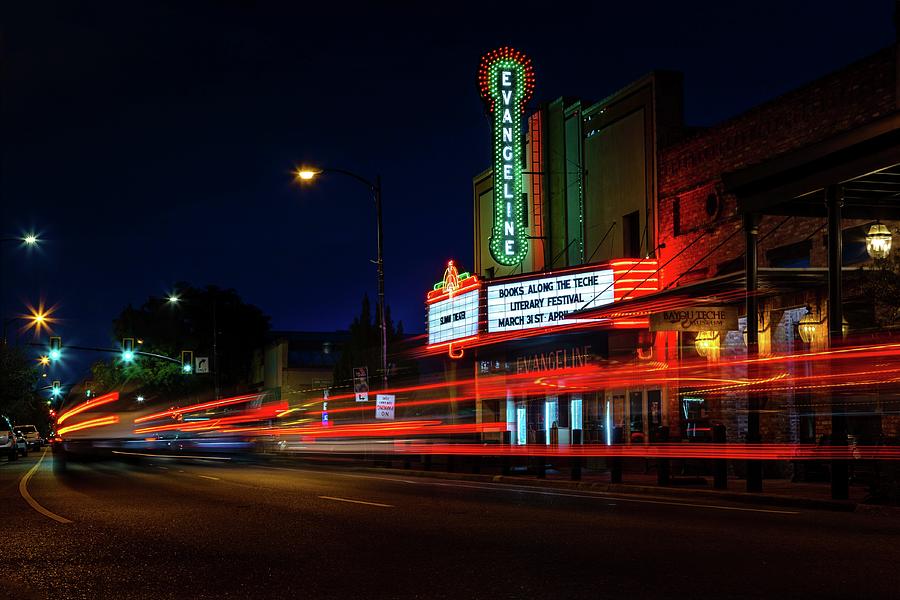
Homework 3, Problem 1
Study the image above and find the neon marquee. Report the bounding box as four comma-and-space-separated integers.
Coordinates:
478, 47, 535, 266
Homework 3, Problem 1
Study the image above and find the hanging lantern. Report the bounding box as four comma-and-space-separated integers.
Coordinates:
694, 331, 720, 358
865, 222, 892, 259
797, 310, 819, 344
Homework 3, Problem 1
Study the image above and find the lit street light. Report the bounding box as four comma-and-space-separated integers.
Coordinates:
0, 232, 40, 246
294, 166, 388, 390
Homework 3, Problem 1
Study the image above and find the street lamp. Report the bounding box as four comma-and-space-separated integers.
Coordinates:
1, 233, 39, 246
865, 222, 892, 259
294, 166, 388, 390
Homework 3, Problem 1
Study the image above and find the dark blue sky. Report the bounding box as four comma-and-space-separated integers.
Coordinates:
2, 1, 895, 381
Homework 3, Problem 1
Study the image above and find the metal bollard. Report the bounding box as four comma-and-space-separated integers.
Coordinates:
610, 426, 624, 484
656, 426, 670, 486
712, 423, 727, 490
501, 430, 511, 476
571, 429, 583, 481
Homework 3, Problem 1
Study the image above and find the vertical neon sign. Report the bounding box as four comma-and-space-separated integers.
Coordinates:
478, 47, 535, 266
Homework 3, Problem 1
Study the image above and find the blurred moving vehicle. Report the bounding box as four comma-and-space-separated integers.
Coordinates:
1, 415, 18, 461
15, 424, 42, 451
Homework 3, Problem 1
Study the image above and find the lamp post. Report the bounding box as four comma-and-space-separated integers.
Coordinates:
295, 167, 388, 390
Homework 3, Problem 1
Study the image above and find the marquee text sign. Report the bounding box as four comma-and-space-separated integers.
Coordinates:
427, 289, 480, 344
478, 47, 535, 266
487, 268, 615, 333
649, 307, 739, 332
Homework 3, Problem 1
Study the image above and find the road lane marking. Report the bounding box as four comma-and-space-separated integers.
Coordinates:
18, 449, 72, 524
319, 495, 393, 508
423, 480, 800, 515
112, 450, 231, 461
335, 472, 417, 485
198, 475, 220, 481
245, 465, 797, 515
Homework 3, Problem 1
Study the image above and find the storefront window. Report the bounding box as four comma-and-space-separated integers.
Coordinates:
648, 390, 661, 430
570, 395, 583, 430
629, 391, 643, 435
544, 397, 559, 445
516, 403, 527, 445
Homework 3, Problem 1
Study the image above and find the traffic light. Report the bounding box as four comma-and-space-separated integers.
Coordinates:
122, 338, 135, 363
49, 336, 61, 361
181, 350, 193, 374
51, 380, 61, 397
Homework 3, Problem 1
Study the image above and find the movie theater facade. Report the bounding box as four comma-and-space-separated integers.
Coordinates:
425, 44, 900, 449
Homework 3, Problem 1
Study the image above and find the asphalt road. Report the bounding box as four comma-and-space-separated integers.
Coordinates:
3, 449, 900, 599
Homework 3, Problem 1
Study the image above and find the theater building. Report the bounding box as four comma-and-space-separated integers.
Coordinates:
426, 41, 900, 470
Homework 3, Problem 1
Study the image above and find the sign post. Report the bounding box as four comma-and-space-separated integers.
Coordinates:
375, 394, 395, 420
353, 367, 369, 402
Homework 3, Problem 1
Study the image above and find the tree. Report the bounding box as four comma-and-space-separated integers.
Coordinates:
859, 254, 900, 328
333, 294, 409, 388
93, 284, 270, 395
0, 344, 47, 429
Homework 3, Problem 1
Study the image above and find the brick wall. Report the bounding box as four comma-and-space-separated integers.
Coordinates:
656, 47, 897, 287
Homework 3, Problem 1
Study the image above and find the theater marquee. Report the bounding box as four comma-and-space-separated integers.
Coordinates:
486, 268, 615, 333
478, 47, 535, 266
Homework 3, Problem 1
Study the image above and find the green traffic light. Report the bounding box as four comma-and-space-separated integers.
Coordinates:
49, 349, 61, 360
182, 363, 193, 374
122, 350, 135, 362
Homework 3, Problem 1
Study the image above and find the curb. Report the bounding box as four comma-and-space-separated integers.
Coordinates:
355, 467, 860, 512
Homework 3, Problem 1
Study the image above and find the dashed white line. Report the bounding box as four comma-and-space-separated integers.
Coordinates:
319, 495, 393, 508
198, 475, 220, 481
112, 450, 231, 460
18, 450, 72, 524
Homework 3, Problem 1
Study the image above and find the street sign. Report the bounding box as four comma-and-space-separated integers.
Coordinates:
353, 366, 369, 402
375, 394, 395, 420
195, 357, 210, 373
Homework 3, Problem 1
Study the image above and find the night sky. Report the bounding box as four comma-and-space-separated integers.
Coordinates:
2, 1, 895, 381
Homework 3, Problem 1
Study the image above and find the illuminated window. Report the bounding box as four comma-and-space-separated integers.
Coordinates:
570, 396, 583, 430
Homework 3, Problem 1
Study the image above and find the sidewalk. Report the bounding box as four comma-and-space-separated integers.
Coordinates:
349, 459, 874, 513
269, 453, 900, 514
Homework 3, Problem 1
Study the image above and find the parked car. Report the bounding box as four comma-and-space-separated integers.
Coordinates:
15, 430, 28, 457
15, 424, 42, 450
1, 415, 19, 461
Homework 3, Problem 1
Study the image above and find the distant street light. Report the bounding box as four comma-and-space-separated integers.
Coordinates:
294, 166, 388, 390
167, 294, 180, 304
1, 233, 39, 246
2, 303, 56, 344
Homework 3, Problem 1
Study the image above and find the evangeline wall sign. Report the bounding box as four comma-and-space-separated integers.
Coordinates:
649, 307, 739, 332
478, 47, 535, 266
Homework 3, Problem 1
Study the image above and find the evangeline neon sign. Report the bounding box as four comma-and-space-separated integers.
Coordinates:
478, 47, 535, 266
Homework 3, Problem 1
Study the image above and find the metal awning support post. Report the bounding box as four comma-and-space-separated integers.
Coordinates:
826, 184, 850, 500
744, 213, 763, 493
